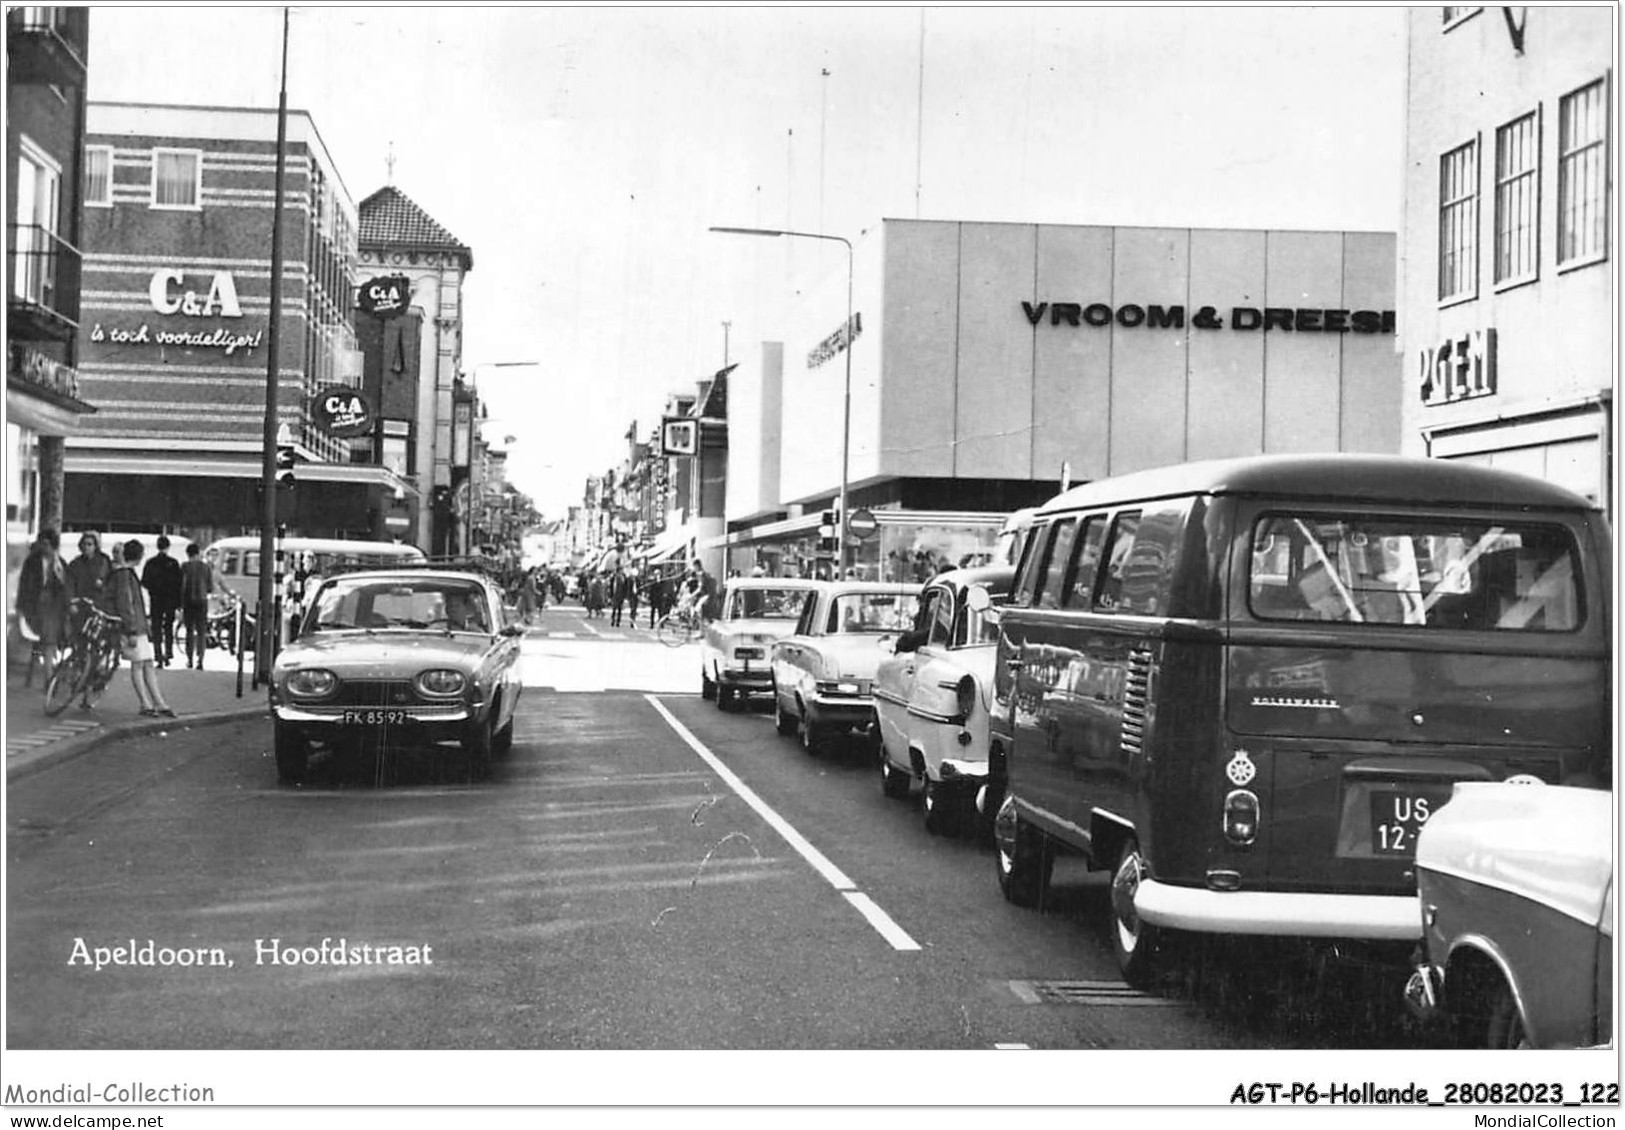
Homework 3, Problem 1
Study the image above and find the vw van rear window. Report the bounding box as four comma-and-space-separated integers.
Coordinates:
1248, 513, 1581, 631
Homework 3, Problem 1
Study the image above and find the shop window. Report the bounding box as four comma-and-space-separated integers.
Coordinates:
152, 148, 201, 210
1558, 78, 1609, 268
84, 145, 113, 208
1438, 138, 1479, 303
1493, 112, 1539, 286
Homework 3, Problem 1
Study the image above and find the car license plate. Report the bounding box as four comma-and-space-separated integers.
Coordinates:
341, 709, 414, 725
1369, 789, 1449, 856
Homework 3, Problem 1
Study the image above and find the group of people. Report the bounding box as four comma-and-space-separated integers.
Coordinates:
14, 529, 219, 717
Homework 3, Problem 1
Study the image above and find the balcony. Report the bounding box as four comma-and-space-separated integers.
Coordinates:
5, 7, 90, 87
7, 224, 82, 342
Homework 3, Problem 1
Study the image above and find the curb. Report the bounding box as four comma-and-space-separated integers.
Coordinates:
6, 702, 268, 784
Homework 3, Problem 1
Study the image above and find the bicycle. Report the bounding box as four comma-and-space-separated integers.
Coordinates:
655, 603, 705, 648
43, 600, 122, 717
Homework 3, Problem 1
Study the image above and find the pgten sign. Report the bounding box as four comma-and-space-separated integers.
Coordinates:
358, 275, 411, 318
662, 418, 698, 457
312, 387, 375, 438
1419, 328, 1497, 407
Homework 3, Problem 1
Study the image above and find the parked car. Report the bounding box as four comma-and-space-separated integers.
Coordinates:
1406, 780, 1613, 1049
989, 454, 1611, 987
700, 577, 819, 710
874, 565, 1014, 835
268, 567, 526, 784
769, 580, 920, 752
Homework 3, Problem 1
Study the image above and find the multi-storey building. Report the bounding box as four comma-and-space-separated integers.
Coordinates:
356, 186, 472, 554
65, 102, 409, 544
1399, 7, 1613, 510
6, 5, 95, 582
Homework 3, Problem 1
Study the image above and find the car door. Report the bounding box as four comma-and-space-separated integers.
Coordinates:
772, 589, 821, 705
489, 584, 523, 728
876, 586, 939, 767
906, 583, 963, 776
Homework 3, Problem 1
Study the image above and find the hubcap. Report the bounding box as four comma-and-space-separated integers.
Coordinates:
1113, 853, 1142, 952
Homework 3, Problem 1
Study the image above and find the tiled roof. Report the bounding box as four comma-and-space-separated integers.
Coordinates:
357, 186, 473, 268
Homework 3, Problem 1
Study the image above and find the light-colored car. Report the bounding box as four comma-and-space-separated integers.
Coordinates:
769, 580, 920, 752
269, 568, 525, 784
1406, 781, 1613, 1048
700, 577, 820, 710
874, 565, 1013, 835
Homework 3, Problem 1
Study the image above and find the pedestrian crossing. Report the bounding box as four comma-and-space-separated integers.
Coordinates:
6, 716, 102, 758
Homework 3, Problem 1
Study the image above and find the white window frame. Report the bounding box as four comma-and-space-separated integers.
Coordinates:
13, 135, 61, 306
83, 144, 113, 208
150, 147, 202, 210
1438, 137, 1480, 305
1557, 77, 1610, 271
1492, 110, 1540, 289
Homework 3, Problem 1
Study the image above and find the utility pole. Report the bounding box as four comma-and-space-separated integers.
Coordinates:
721, 321, 731, 366
255, 6, 290, 687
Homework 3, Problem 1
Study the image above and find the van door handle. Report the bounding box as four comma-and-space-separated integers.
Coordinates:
1005, 658, 1024, 671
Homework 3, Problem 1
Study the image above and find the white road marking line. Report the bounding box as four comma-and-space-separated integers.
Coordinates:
646, 694, 921, 953
546, 632, 577, 639
1006, 980, 1042, 1004
842, 891, 921, 952
993, 1043, 1031, 1050
577, 621, 602, 638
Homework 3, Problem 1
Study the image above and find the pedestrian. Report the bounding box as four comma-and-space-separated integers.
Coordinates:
111, 539, 174, 717
518, 568, 538, 625
624, 565, 641, 628
16, 528, 69, 686
141, 535, 183, 668
179, 542, 214, 669
65, 530, 114, 615
608, 567, 627, 627
586, 570, 606, 619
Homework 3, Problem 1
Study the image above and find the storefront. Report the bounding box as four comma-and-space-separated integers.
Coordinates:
723, 218, 1401, 574
1398, 8, 1613, 513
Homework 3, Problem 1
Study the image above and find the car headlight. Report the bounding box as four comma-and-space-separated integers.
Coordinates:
415, 669, 466, 697
285, 668, 337, 698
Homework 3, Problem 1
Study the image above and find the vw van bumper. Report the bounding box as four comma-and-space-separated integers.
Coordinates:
1135, 879, 1419, 940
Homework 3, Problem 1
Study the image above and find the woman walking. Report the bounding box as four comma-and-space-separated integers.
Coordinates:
110, 539, 174, 718
16, 529, 69, 685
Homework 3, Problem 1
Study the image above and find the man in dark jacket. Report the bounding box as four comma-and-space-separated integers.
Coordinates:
65, 531, 114, 617
141, 535, 183, 668
179, 542, 214, 669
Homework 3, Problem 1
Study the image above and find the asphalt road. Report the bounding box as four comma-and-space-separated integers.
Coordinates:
5, 602, 1441, 1050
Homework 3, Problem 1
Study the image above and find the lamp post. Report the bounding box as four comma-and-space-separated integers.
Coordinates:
709, 225, 854, 576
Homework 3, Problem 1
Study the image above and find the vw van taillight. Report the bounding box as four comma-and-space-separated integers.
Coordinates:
1223, 789, 1260, 845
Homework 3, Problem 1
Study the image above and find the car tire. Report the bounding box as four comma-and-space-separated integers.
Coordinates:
716, 684, 735, 712
1110, 839, 1164, 989
701, 666, 717, 701
880, 751, 912, 799
274, 724, 308, 785
993, 794, 1051, 907
922, 776, 961, 835
465, 716, 494, 781
1480, 976, 1531, 1049
492, 713, 515, 756
773, 686, 798, 736
797, 704, 825, 754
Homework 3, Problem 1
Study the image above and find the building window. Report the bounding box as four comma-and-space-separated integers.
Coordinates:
1438, 138, 1479, 303
151, 148, 201, 209
13, 136, 61, 306
1441, 6, 1482, 29
1558, 78, 1609, 267
1493, 112, 1539, 286
83, 145, 113, 207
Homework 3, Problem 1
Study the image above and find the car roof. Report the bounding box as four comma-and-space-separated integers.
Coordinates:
320, 570, 493, 588
827, 581, 921, 595
725, 577, 821, 590
925, 564, 1016, 592
1037, 453, 1599, 515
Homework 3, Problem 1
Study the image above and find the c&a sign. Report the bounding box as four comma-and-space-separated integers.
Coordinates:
311, 387, 375, 438
358, 275, 411, 318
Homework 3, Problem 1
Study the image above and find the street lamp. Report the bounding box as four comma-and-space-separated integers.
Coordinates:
709, 225, 854, 576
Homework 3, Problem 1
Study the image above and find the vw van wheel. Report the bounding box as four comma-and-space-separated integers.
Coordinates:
274, 724, 308, 785
993, 795, 1051, 907
880, 754, 912, 800
773, 688, 797, 735
701, 667, 717, 701
1110, 840, 1163, 989
923, 777, 961, 836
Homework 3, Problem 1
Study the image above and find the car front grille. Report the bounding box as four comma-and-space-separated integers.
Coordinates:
330, 679, 421, 707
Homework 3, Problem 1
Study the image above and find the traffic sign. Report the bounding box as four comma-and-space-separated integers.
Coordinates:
847, 507, 879, 540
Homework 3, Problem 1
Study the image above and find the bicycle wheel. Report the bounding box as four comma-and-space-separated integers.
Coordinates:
655, 614, 686, 648
43, 651, 87, 716
79, 641, 119, 708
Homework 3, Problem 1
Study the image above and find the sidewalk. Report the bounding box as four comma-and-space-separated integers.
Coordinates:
5, 644, 267, 781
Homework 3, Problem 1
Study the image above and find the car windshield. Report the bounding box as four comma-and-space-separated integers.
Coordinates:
1248, 513, 1581, 631
827, 592, 919, 634
727, 587, 808, 620
307, 578, 491, 634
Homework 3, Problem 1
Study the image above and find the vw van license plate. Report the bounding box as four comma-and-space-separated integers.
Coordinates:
341, 709, 414, 726
1369, 789, 1449, 856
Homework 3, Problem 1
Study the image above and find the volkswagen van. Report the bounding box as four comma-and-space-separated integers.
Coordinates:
989, 454, 1611, 987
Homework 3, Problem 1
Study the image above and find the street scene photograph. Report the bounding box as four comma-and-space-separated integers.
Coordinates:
2, 1, 1618, 1120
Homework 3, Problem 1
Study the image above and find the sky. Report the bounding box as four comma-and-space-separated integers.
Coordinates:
85, 4, 1409, 520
